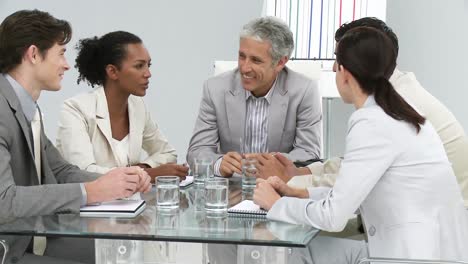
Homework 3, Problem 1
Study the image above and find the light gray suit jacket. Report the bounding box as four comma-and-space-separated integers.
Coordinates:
0, 75, 98, 263
187, 67, 322, 165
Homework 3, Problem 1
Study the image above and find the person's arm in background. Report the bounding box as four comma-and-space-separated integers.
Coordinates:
255, 152, 341, 188
137, 99, 188, 181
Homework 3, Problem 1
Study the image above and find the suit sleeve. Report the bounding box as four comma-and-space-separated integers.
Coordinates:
0, 120, 85, 222
56, 100, 113, 174
140, 100, 177, 167
268, 116, 399, 232
186, 81, 223, 167
284, 80, 322, 161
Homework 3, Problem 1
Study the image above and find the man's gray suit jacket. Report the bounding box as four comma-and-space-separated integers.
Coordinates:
0, 75, 98, 263
187, 66, 322, 166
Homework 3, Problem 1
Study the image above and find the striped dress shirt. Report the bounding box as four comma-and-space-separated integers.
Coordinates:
214, 81, 277, 176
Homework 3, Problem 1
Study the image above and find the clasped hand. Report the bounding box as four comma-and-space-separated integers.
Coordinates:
253, 176, 294, 210
85, 166, 152, 204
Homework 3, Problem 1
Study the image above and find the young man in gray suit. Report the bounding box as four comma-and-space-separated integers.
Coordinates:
0, 10, 151, 264
187, 16, 322, 177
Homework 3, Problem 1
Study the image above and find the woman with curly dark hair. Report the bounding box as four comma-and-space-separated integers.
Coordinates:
56, 31, 188, 184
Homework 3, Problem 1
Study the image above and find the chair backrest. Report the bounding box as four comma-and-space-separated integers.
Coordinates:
213, 60, 340, 98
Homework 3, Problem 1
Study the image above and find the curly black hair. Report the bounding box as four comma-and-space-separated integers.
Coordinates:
75, 31, 141, 87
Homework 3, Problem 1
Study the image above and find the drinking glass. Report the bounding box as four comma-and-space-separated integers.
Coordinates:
242, 158, 258, 190
156, 176, 180, 209
204, 178, 229, 212
194, 157, 213, 185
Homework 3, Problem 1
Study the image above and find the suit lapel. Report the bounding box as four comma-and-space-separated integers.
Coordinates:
267, 70, 288, 152
127, 97, 142, 165
95, 88, 120, 164
225, 71, 246, 150
37, 107, 53, 184
0, 75, 35, 160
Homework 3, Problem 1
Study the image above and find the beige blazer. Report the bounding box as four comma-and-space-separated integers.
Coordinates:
56, 87, 177, 174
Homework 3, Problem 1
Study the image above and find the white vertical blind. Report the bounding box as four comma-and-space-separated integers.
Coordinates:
263, 0, 387, 60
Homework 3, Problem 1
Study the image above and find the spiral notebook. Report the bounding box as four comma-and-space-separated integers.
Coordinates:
80, 199, 146, 218
228, 200, 267, 218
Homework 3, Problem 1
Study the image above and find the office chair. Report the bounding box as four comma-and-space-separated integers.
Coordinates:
0, 240, 8, 264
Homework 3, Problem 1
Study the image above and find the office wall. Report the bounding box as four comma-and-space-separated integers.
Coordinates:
0, 0, 263, 161
387, 0, 468, 130
3, 1, 465, 160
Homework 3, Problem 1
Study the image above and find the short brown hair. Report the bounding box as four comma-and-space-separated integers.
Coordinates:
0, 9, 72, 73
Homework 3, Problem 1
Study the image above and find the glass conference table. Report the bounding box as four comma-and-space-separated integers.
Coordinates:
0, 178, 320, 263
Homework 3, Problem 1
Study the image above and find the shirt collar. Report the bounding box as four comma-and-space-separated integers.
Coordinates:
244, 77, 278, 104
3, 74, 37, 122
363, 94, 377, 108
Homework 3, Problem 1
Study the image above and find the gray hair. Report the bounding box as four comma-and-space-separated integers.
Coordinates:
240, 16, 294, 63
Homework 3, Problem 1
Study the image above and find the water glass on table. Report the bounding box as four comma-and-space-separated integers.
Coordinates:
156, 176, 180, 210
242, 158, 258, 190
204, 177, 229, 213
193, 157, 213, 185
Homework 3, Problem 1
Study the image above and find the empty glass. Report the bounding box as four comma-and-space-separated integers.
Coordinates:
204, 178, 229, 212
156, 176, 180, 210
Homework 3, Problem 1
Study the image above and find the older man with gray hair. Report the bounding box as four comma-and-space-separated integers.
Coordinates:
187, 16, 322, 177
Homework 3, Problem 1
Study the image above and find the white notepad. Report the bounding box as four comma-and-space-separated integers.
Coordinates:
228, 200, 267, 217
80, 200, 146, 218
180, 176, 194, 187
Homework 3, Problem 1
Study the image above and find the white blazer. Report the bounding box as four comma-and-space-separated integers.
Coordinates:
268, 96, 468, 260
56, 87, 177, 174
293, 69, 468, 206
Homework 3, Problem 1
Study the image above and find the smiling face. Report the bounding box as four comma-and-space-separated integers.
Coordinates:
113, 43, 152, 97
238, 37, 286, 97
34, 43, 70, 91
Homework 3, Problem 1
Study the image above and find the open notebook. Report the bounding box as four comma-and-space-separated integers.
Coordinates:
80, 200, 146, 218
228, 200, 267, 218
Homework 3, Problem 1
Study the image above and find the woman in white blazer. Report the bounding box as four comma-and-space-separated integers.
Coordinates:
253, 27, 468, 262
56, 31, 188, 182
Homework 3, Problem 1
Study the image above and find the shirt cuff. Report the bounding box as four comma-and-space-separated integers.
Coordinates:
80, 183, 87, 206
306, 161, 325, 175
307, 186, 331, 201
214, 157, 223, 176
